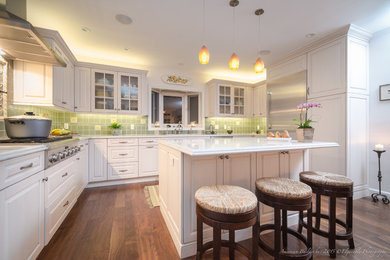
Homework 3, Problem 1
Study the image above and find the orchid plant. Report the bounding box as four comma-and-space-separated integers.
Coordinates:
293, 103, 321, 128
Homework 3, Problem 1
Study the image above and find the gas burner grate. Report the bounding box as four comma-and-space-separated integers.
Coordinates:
0, 135, 73, 143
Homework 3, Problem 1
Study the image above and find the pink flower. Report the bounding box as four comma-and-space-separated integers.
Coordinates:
308, 103, 313, 108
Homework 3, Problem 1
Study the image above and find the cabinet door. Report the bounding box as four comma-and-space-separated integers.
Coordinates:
74, 67, 91, 112
307, 38, 346, 98
0, 171, 44, 260
88, 139, 108, 182
253, 84, 267, 117
139, 145, 159, 176
118, 73, 141, 114
217, 85, 232, 116
13, 61, 53, 105
91, 69, 117, 112
232, 87, 245, 116
223, 153, 252, 190
62, 60, 75, 111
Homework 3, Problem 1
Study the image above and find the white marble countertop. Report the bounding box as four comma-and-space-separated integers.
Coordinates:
159, 137, 339, 156
0, 144, 47, 161
84, 134, 263, 139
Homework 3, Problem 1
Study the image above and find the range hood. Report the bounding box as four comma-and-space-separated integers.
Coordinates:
0, 0, 66, 66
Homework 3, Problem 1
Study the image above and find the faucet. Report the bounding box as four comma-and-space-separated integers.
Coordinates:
207, 124, 216, 135
174, 121, 183, 134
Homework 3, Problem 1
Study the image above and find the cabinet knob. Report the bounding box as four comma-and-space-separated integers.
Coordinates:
225, 155, 230, 159
219, 155, 224, 160
42, 177, 48, 182
62, 101, 67, 104
74, 106, 78, 109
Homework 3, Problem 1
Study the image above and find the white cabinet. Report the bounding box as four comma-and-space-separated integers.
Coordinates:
307, 38, 346, 98
53, 55, 75, 111
206, 79, 253, 118
74, 140, 89, 197
91, 68, 146, 114
74, 67, 91, 112
253, 84, 267, 117
139, 145, 159, 177
13, 61, 53, 105
0, 171, 45, 260
88, 139, 108, 182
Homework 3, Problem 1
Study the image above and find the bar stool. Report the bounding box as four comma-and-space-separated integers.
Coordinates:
195, 185, 258, 260
298, 171, 354, 258
255, 177, 313, 260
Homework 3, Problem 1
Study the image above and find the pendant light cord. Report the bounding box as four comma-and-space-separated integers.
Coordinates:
202, 0, 206, 44
257, 13, 261, 55
233, 5, 236, 52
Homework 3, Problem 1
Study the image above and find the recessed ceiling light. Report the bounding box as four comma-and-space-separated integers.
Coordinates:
0, 49, 6, 55
259, 50, 271, 56
81, 26, 91, 32
124, 48, 129, 51
115, 14, 133, 25
305, 33, 316, 38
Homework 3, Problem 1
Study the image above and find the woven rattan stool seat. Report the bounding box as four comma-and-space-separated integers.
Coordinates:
255, 177, 312, 199
300, 171, 353, 187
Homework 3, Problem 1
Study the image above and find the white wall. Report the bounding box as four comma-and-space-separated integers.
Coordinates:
369, 27, 390, 194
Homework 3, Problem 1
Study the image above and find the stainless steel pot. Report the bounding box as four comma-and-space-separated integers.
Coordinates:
4, 112, 52, 138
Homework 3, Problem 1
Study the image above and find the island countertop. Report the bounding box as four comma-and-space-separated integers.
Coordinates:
159, 137, 338, 156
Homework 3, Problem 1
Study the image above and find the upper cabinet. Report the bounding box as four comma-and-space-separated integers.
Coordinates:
252, 84, 267, 117
74, 67, 91, 112
88, 66, 147, 114
206, 79, 254, 118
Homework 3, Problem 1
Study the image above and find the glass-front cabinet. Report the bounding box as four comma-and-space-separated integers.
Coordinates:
91, 69, 143, 114
218, 85, 245, 116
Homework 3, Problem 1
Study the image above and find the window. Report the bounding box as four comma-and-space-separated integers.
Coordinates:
0, 58, 7, 119
150, 89, 202, 130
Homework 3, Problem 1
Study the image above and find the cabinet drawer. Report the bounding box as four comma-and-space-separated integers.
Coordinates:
0, 151, 44, 190
108, 162, 138, 180
139, 138, 158, 145
45, 158, 75, 206
108, 138, 138, 147
45, 183, 76, 243
108, 146, 138, 163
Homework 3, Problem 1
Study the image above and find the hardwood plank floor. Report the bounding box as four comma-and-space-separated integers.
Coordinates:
37, 182, 390, 260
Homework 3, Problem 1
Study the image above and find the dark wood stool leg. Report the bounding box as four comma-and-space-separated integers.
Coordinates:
252, 218, 259, 260
315, 193, 321, 229
229, 229, 235, 260
213, 224, 221, 260
274, 207, 281, 260
282, 209, 288, 251
307, 202, 313, 260
347, 196, 355, 249
298, 210, 303, 234
328, 196, 336, 258
196, 218, 203, 260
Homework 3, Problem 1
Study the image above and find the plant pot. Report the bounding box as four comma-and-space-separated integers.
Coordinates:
112, 129, 122, 136
296, 128, 314, 142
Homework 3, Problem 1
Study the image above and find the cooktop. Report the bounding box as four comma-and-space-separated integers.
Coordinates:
0, 135, 72, 143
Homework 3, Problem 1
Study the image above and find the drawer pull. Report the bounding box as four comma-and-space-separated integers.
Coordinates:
119, 153, 128, 156
146, 146, 154, 148
119, 170, 128, 173
146, 140, 154, 143
20, 163, 33, 170
119, 141, 128, 144
62, 172, 68, 178
63, 201, 69, 207
76, 158, 80, 160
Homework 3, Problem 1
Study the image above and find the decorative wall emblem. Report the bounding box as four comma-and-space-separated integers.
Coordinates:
161, 75, 191, 86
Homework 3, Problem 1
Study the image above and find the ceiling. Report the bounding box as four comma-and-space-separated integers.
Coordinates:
27, 0, 390, 83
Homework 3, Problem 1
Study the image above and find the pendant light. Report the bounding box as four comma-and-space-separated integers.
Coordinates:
254, 9, 265, 73
229, 0, 239, 70
199, 0, 209, 64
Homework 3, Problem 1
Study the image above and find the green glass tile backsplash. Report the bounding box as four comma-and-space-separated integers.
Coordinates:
0, 105, 267, 137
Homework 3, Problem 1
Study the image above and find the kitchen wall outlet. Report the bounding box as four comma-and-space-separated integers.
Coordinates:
130, 124, 134, 130
111, 118, 117, 123
95, 125, 101, 131
257, 125, 260, 130
235, 121, 240, 125
140, 119, 146, 124
215, 125, 219, 130
64, 123, 69, 129
224, 125, 227, 129
71, 117, 77, 123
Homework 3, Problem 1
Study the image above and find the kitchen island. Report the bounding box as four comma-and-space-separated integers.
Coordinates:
158, 137, 338, 258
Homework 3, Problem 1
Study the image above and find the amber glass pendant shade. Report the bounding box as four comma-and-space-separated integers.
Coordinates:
229, 53, 239, 70
254, 57, 264, 73
199, 45, 210, 64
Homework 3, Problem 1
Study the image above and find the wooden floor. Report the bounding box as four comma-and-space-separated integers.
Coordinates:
38, 182, 390, 260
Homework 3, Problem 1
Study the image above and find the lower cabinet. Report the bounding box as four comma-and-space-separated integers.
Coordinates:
139, 145, 159, 177
108, 162, 139, 180
88, 139, 108, 182
0, 171, 45, 260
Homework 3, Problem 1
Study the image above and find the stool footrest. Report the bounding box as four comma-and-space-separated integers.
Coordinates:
258, 224, 312, 260
300, 213, 353, 240
198, 240, 251, 259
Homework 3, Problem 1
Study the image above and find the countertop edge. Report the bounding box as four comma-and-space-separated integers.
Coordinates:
0, 145, 48, 162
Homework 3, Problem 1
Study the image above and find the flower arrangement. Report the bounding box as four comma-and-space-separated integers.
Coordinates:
293, 103, 321, 129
